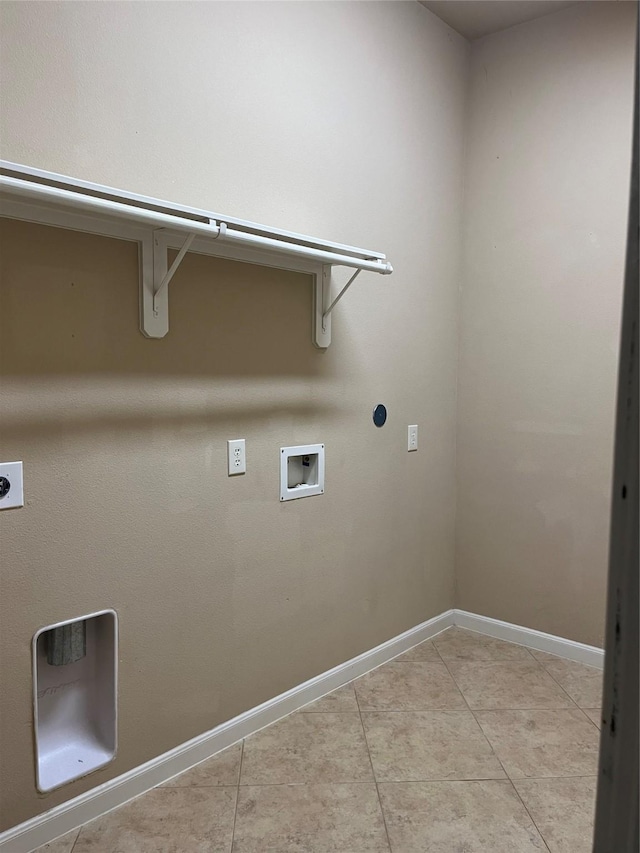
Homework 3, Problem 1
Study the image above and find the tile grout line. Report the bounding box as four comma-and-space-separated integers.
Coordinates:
577, 706, 603, 731
237, 780, 385, 788
512, 775, 600, 782
68, 827, 81, 853
545, 666, 606, 734
534, 659, 602, 722
353, 680, 393, 853
311, 706, 597, 713
437, 647, 553, 853
229, 740, 244, 853
229, 773, 597, 787
433, 626, 539, 666
441, 640, 587, 713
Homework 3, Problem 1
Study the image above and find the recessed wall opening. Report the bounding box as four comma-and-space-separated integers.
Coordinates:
280, 444, 325, 501
287, 453, 319, 489
33, 610, 117, 793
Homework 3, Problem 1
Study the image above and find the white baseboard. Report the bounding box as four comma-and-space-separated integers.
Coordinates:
0, 609, 454, 853
453, 609, 605, 669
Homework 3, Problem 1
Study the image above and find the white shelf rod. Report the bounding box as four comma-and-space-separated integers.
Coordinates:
0, 165, 393, 346
1, 160, 385, 261
0, 175, 393, 276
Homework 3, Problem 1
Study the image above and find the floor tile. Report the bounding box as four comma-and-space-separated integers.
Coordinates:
39, 648, 604, 852
362, 710, 505, 782
514, 776, 597, 853
233, 783, 390, 852
354, 662, 465, 711
73, 787, 237, 852
378, 780, 547, 852
394, 639, 440, 662
533, 654, 603, 708
583, 707, 602, 729
301, 683, 359, 713
33, 830, 80, 853
475, 709, 599, 778
161, 742, 242, 787
434, 627, 534, 662
448, 661, 574, 710
240, 712, 373, 785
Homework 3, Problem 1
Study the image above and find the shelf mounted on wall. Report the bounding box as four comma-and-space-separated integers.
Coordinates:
0, 161, 393, 347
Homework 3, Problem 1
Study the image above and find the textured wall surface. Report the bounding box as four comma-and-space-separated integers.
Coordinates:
0, 1, 468, 829
455, 1, 636, 646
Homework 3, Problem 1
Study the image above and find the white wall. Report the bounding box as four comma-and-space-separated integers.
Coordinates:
456, 0, 636, 646
0, 1, 468, 829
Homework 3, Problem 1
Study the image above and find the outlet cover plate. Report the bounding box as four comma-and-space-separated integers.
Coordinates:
0, 461, 24, 509
227, 439, 246, 475
408, 425, 418, 451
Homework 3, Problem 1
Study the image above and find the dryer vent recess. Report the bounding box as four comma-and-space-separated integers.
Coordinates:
33, 610, 117, 792
280, 444, 325, 501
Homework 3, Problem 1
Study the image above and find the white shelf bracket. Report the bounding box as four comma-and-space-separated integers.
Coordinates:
142, 223, 227, 338
313, 265, 332, 348
140, 230, 170, 338
313, 266, 363, 349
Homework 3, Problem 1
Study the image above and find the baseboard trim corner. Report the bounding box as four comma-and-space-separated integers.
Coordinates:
0, 609, 454, 853
453, 609, 605, 669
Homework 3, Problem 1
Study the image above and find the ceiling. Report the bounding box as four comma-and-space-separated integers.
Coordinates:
418, 0, 584, 40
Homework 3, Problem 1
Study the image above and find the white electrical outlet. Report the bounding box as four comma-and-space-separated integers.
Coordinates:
0, 461, 24, 509
227, 439, 246, 475
408, 425, 418, 452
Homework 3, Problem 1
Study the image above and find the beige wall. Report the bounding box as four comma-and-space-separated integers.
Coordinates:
1, 0, 635, 833
455, 1, 636, 646
0, 2, 468, 829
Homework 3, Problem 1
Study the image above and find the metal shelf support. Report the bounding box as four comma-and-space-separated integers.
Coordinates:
153, 232, 196, 312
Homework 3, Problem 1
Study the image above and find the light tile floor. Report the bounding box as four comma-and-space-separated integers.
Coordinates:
36, 628, 602, 853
